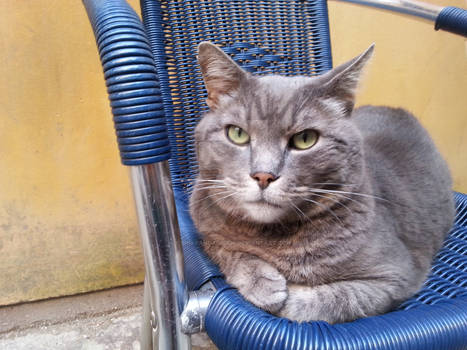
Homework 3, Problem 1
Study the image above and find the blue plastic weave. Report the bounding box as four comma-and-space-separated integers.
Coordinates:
435, 6, 467, 37
83, 0, 171, 165
140, 0, 332, 193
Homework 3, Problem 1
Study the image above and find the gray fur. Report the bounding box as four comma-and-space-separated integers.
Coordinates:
190, 42, 455, 323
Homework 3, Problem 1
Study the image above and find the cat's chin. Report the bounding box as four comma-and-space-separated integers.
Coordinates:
242, 201, 285, 224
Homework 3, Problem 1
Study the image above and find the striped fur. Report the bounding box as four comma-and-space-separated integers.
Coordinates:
190, 43, 455, 323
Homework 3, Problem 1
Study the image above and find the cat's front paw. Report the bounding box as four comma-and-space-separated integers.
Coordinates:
278, 284, 319, 322
227, 258, 288, 313
246, 269, 288, 313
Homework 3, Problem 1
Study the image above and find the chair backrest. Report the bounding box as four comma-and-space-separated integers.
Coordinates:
144, 0, 333, 194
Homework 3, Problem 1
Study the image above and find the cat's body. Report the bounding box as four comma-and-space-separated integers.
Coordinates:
190, 42, 455, 323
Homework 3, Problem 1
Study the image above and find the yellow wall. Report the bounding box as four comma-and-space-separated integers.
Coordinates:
0, 0, 466, 305
328, 0, 467, 190
0, 0, 144, 305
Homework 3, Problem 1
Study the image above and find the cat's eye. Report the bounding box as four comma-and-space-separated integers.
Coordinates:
290, 129, 319, 150
227, 125, 250, 145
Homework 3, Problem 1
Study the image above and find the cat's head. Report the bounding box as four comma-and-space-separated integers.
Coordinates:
193, 42, 373, 224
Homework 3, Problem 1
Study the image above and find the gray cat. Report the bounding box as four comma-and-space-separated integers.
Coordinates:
189, 42, 455, 323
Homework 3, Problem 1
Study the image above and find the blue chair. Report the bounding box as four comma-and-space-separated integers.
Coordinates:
83, 0, 467, 349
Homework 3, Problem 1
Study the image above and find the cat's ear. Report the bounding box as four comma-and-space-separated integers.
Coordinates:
317, 44, 374, 116
197, 42, 248, 110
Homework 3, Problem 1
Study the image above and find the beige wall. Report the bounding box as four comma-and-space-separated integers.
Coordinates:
0, 0, 465, 305
328, 0, 467, 190
0, 0, 144, 305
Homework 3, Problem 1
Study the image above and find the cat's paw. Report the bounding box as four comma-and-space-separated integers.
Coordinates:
278, 284, 316, 321
227, 258, 288, 313
245, 268, 288, 313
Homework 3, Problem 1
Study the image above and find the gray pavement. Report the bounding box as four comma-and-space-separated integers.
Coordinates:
0, 284, 216, 350
0, 285, 143, 350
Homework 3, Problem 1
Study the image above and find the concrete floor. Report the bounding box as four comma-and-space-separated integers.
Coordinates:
0, 284, 216, 350
0, 285, 144, 350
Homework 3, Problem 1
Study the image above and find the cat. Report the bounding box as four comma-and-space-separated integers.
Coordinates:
189, 41, 455, 324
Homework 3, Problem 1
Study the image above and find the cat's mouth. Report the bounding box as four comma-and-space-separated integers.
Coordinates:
248, 198, 282, 209
243, 199, 285, 223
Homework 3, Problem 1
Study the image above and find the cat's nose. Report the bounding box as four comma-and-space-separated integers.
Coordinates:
250, 172, 278, 190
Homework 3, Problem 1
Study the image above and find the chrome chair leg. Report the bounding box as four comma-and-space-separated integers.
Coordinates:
131, 163, 191, 350
141, 278, 155, 350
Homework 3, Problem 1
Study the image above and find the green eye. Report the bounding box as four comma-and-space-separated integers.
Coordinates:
227, 125, 250, 145
290, 129, 318, 150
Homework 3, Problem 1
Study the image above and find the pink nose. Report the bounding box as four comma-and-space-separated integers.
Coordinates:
251, 172, 278, 189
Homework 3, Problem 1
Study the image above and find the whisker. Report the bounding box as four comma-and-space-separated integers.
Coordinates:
204, 192, 237, 211
310, 182, 356, 187
191, 190, 233, 205
310, 190, 369, 209
306, 192, 354, 215
196, 185, 228, 190
309, 188, 392, 204
288, 200, 307, 221
288, 200, 321, 232
286, 200, 319, 256
197, 179, 226, 184
303, 198, 345, 228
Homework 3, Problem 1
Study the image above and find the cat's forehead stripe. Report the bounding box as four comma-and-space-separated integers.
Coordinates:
241, 76, 314, 127
245, 88, 296, 123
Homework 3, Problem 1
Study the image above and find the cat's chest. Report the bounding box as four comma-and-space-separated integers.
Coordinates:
270, 253, 326, 284
264, 243, 356, 285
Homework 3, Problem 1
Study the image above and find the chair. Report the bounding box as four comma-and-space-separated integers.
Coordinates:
82, 0, 467, 349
